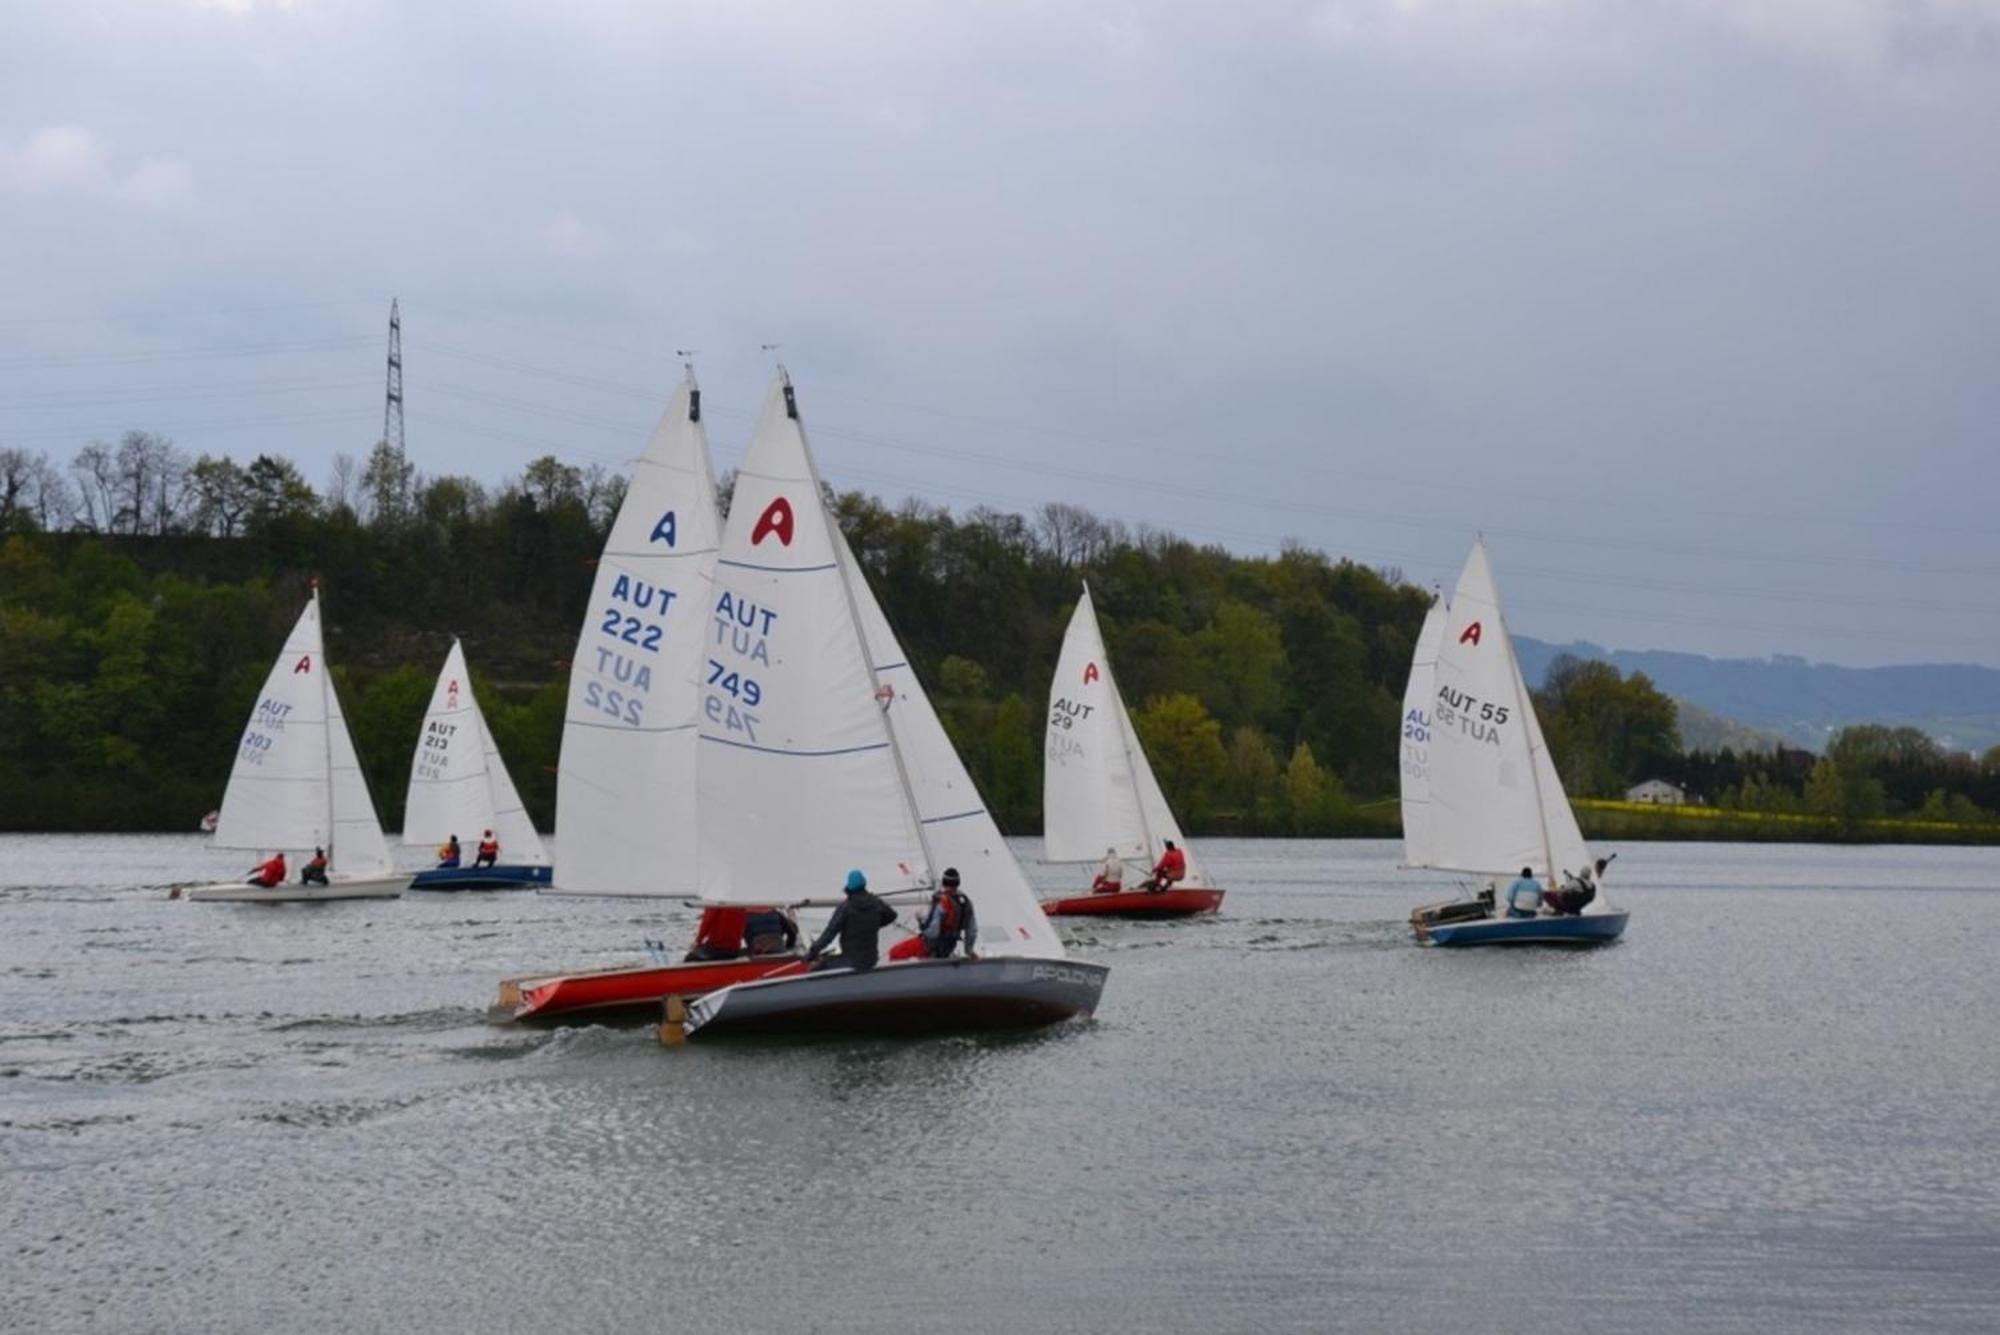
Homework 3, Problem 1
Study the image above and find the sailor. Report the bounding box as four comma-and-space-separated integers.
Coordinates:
1090, 848, 1124, 895
436, 834, 462, 869
300, 847, 329, 886
1545, 865, 1599, 916
743, 905, 800, 957
246, 851, 287, 888
915, 868, 978, 960
1505, 867, 1544, 919
805, 870, 899, 973
684, 906, 749, 962
474, 830, 500, 868
1142, 840, 1187, 894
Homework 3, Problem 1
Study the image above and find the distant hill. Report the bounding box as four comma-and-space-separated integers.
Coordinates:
1672, 698, 1790, 755
1516, 638, 2000, 755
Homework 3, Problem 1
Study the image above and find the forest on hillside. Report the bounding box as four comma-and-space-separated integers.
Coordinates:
4, 433, 1998, 837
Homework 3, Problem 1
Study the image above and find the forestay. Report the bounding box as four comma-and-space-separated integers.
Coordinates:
840, 530, 1065, 959
405, 640, 547, 863
696, 371, 930, 905
553, 371, 717, 896
1042, 586, 1202, 884
1422, 540, 1591, 883
1399, 601, 1445, 867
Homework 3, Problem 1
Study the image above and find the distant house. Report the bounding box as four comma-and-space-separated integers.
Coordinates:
1626, 779, 1686, 805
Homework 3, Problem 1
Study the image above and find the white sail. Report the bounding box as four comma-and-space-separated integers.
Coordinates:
477, 710, 547, 864
324, 666, 394, 879
405, 640, 547, 864
696, 370, 930, 905
1042, 586, 1202, 883
211, 597, 333, 853
840, 530, 1065, 959
211, 588, 392, 881
1422, 540, 1592, 883
552, 371, 718, 896
1399, 600, 1445, 867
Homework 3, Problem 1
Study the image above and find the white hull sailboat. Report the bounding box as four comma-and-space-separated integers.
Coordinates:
1038, 584, 1223, 918
678, 370, 1108, 1040
181, 583, 403, 903
1404, 541, 1628, 946
403, 639, 551, 890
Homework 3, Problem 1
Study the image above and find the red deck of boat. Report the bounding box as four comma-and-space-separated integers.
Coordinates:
506, 955, 806, 1022
1039, 887, 1224, 919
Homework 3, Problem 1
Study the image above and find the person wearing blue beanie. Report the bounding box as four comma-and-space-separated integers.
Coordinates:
807, 868, 898, 972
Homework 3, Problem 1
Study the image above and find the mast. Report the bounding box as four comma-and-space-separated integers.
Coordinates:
313, 579, 334, 868
787, 369, 937, 887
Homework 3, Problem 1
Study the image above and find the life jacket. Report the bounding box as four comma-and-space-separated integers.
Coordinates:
694, 906, 749, 952
257, 856, 286, 887
933, 888, 970, 935
1155, 848, 1187, 881
477, 838, 499, 860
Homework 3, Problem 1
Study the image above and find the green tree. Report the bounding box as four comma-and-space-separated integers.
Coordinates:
1283, 741, 1346, 834
1132, 692, 1228, 826
1194, 600, 1286, 728
1223, 726, 1284, 830
986, 693, 1038, 831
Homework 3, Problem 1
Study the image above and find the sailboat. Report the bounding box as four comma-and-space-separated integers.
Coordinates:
1406, 540, 1629, 945
180, 583, 403, 903
1399, 597, 1446, 868
493, 369, 808, 1023
1037, 585, 1225, 919
402, 639, 552, 890
678, 371, 1108, 1039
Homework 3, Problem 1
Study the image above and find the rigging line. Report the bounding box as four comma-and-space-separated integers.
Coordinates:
0, 377, 376, 411
0, 408, 375, 445
0, 336, 373, 369
820, 464, 2000, 653
770, 413, 2000, 580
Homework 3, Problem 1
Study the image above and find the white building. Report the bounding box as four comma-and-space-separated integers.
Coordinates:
1626, 778, 1687, 805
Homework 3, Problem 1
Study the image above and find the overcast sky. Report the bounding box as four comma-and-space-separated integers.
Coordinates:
4, 1, 1997, 668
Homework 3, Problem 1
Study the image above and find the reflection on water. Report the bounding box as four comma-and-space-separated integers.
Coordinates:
2, 835, 1998, 1333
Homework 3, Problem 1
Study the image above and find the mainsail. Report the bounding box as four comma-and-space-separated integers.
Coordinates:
211, 587, 392, 879
1421, 540, 1591, 883
1399, 600, 1445, 867
552, 370, 718, 896
841, 530, 1066, 959
696, 370, 930, 905
1041, 585, 1203, 884
404, 640, 547, 863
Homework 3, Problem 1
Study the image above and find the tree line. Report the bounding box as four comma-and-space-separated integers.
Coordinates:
3, 433, 1997, 837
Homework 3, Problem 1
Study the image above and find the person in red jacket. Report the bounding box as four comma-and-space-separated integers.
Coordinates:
247, 852, 287, 888
1142, 840, 1187, 894
474, 830, 500, 868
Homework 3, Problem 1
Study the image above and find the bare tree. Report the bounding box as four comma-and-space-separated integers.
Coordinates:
326, 451, 358, 516
109, 430, 188, 535
71, 441, 119, 532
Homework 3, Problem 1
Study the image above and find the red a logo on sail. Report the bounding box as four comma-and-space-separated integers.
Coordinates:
293, 656, 312, 674
1083, 662, 1100, 685
1459, 622, 1482, 646
447, 679, 460, 708
751, 497, 794, 547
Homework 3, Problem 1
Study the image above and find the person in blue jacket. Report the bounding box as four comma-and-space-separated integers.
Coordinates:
1505, 868, 1544, 919
805, 870, 899, 973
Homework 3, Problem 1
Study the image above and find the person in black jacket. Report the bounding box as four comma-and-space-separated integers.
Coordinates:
805, 870, 900, 973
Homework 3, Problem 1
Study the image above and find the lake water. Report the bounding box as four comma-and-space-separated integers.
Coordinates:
2, 835, 1997, 1333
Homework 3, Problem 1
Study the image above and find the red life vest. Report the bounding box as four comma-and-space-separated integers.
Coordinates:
934, 889, 969, 934
256, 855, 286, 887
477, 838, 499, 860
1155, 848, 1187, 881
